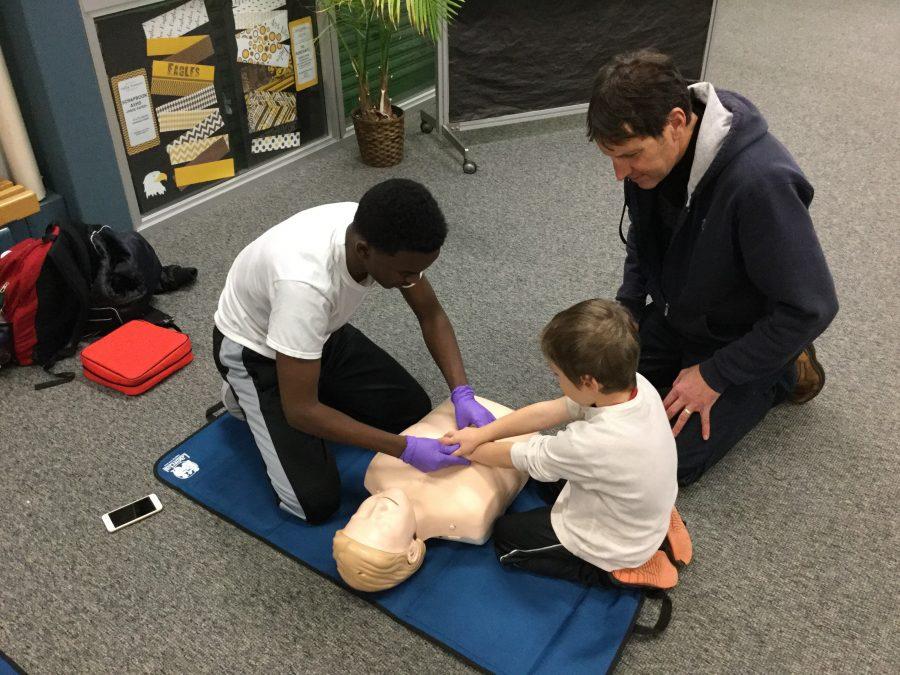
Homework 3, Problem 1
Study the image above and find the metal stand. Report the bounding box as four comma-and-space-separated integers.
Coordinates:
420, 21, 476, 174
419, 109, 476, 174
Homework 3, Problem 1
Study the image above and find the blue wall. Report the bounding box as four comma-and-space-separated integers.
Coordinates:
0, 0, 134, 231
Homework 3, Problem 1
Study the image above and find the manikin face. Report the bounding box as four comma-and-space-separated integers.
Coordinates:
359, 245, 439, 290
342, 488, 418, 554
549, 361, 598, 407
596, 108, 689, 190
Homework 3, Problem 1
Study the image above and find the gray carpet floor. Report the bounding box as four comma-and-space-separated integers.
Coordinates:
2, 0, 898, 672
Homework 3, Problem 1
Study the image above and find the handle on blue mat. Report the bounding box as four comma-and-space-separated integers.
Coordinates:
632, 590, 672, 636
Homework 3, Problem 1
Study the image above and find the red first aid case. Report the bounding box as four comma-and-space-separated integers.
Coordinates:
80, 320, 193, 395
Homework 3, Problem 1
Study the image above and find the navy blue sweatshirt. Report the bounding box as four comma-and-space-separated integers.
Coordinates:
616, 85, 838, 392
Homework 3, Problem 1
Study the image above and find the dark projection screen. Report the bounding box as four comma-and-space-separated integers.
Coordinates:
448, 0, 716, 124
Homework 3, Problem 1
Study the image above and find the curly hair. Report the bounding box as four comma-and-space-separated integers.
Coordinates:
353, 179, 447, 255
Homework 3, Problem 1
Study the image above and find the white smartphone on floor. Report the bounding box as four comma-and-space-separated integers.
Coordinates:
101, 494, 162, 533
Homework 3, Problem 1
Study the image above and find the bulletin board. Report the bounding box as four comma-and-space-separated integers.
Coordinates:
94, 0, 327, 214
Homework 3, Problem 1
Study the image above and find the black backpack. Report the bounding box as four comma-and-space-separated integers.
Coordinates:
0, 223, 94, 371
84, 224, 164, 337
1, 222, 192, 388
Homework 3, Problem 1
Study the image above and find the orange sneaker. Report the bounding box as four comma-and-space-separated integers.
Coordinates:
611, 551, 678, 590
664, 507, 693, 567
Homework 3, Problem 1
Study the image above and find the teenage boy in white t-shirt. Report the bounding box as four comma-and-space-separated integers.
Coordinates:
213, 179, 495, 524
443, 299, 690, 588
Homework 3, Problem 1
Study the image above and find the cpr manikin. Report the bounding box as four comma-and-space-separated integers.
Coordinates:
333, 398, 531, 592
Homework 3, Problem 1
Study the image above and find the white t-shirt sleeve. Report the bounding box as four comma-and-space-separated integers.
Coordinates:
266, 280, 331, 359
510, 424, 582, 482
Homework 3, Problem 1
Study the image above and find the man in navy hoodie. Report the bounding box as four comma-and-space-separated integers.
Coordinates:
588, 50, 838, 485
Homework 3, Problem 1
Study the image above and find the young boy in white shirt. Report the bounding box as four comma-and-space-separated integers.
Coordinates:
213, 179, 496, 524
443, 299, 691, 588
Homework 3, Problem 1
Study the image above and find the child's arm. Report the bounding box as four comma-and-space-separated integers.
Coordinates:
469, 442, 515, 469
443, 397, 574, 457
476, 419, 582, 481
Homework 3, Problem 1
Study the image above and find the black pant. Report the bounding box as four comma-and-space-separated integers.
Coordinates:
638, 304, 796, 485
493, 484, 612, 586
213, 324, 431, 523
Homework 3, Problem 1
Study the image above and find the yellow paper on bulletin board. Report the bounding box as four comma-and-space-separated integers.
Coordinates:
174, 158, 234, 188
152, 60, 215, 83
289, 17, 318, 92
146, 36, 206, 56
151, 60, 216, 96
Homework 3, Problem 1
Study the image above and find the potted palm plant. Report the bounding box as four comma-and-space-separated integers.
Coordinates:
319, 0, 463, 167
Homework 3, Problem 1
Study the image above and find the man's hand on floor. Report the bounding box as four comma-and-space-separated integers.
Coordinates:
663, 365, 721, 441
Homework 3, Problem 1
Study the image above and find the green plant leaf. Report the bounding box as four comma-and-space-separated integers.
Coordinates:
323, 0, 465, 115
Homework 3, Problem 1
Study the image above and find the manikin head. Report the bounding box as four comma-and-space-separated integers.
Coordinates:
587, 49, 696, 190
333, 487, 426, 592
347, 179, 446, 289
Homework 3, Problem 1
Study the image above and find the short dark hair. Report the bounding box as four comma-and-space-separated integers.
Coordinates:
541, 299, 639, 393
353, 179, 447, 255
586, 49, 692, 146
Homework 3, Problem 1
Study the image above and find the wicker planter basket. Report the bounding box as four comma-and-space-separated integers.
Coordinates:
352, 106, 405, 167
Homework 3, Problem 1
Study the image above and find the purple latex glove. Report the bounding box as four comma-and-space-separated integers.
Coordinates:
401, 436, 470, 473
451, 385, 497, 429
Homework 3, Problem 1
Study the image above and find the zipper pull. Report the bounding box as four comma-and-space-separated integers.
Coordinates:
664, 303, 670, 317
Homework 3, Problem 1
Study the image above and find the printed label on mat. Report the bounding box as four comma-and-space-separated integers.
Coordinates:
162, 453, 200, 479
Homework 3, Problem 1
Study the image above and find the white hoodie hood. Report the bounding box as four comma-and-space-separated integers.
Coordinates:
685, 82, 734, 206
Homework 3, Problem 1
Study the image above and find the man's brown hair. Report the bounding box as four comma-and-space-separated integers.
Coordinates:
586, 49, 692, 146
541, 299, 639, 393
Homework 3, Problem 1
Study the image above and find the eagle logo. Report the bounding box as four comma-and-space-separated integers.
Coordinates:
143, 171, 167, 198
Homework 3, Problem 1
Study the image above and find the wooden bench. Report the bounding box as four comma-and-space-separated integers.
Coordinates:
0, 178, 39, 227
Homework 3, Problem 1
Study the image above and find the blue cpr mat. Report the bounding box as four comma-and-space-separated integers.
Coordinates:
0, 651, 22, 675
155, 413, 643, 674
